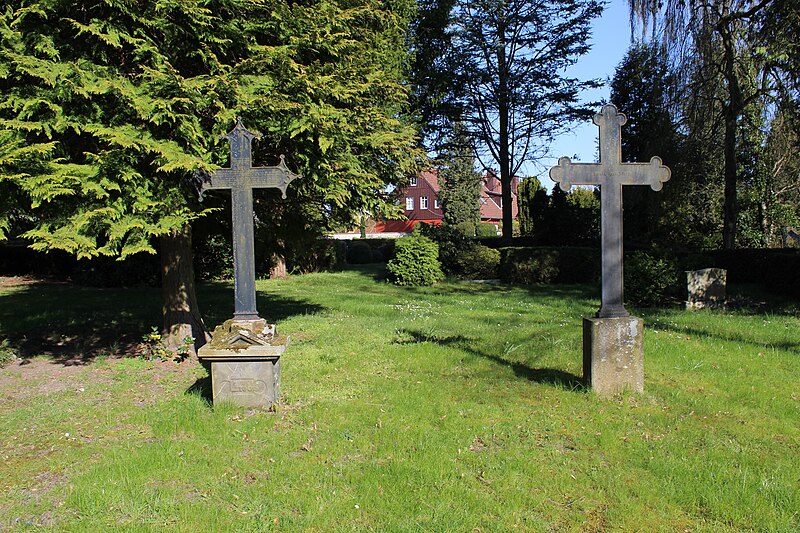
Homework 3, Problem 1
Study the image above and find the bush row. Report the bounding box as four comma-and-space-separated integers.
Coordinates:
340, 239, 395, 265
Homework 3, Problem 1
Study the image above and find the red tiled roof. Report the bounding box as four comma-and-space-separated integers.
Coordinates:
419, 169, 440, 192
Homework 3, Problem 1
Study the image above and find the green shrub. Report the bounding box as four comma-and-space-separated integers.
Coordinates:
387, 234, 444, 286
346, 241, 375, 264
454, 244, 500, 280
624, 252, 678, 307
476, 222, 499, 237
453, 221, 476, 237
0, 339, 17, 367
418, 223, 471, 275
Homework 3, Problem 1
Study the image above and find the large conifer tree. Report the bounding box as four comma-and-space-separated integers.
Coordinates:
0, 0, 421, 352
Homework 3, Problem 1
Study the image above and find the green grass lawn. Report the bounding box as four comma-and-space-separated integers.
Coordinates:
0, 268, 798, 531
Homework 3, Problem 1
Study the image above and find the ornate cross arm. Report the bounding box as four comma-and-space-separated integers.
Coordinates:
549, 156, 585, 191
549, 156, 671, 192
634, 157, 671, 191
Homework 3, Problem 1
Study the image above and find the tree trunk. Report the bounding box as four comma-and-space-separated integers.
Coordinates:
722, 105, 738, 249
160, 224, 210, 357
720, 18, 740, 250
497, 21, 514, 246
269, 237, 287, 279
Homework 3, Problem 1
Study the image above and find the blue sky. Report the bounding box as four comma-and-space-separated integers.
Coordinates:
534, 0, 634, 189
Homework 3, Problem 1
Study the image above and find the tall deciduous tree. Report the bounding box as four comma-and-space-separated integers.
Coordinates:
627, 0, 774, 249
0, 0, 422, 352
447, 0, 602, 244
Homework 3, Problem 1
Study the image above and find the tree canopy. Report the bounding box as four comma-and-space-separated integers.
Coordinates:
425, 0, 602, 243
0, 0, 423, 345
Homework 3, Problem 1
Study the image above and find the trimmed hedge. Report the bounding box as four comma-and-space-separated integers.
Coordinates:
476, 222, 499, 238
346, 242, 375, 264
624, 251, 679, 306
762, 253, 800, 298
498, 247, 600, 284
342, 238, 395, 264
454, 244, 501, 280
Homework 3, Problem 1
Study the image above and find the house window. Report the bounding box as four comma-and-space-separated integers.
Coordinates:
420, 196, 429, 209
409, 177, 417, 186
434, 199, 440, 209
405, 197, 414, 210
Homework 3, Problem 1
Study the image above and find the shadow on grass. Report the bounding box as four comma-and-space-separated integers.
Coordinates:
186, 374, 213, 405
640, 317, 800, 355
200, 282, 325, 326
0, 281, 325, 365
336, 263, 389, 282
398, 329, 586, 391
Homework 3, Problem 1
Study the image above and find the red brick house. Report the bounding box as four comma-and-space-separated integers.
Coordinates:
375, 169, 519, 234
375, 169, 444, 233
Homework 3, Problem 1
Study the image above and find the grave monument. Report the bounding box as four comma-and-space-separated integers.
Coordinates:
197, 118, 301, 408
549, 104, 670, 396
685, 268, 727, 309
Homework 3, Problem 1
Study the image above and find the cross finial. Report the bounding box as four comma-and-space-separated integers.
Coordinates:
224, 117, 261, 170
595, 104, 626, 167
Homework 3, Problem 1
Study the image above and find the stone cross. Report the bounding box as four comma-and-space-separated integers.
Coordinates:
200, 118, 301, 322
549, 104, 670, 318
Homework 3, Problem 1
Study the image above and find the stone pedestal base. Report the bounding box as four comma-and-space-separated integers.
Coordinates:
583, 316, 644, 396
210, 358, 281, 408
197, 319, 288, 409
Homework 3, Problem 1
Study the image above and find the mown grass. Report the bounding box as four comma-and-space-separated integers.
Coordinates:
0, 267, 798, 531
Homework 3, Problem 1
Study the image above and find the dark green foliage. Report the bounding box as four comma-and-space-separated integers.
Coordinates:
453, 244, 500, 280
454, 221, 476, 237
476, 222, 498, 238
439, 124, 482, 230
0, 0, 423, 264
387, 234, 444, 286
763, 254, 800, 298
624, 252, 678, 307
517, 177, 548, 236
343, 239, 394, 265
518, 184, 599, 245
194, 235, 234, 281
498, 247, 599, 284
347, 242, 376, 265
418, 222, 498, 279
710, 248, 800, 286
417, 222, 469, 274
610, 41, 723, 250
284, 238, 337, 274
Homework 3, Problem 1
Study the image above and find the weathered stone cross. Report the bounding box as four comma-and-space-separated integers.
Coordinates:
549, 104, 670, 318
200, 118, 301, 322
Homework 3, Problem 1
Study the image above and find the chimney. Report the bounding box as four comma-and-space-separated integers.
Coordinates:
486, 171, 498, 192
